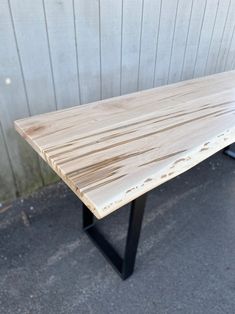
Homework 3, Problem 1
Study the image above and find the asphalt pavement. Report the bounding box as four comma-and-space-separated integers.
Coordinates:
0, 150, 235, 314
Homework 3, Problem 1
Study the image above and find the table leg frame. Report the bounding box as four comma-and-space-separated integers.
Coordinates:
223, 145, 235, 159
83, 194, 147, 280
82, 146, 233, 279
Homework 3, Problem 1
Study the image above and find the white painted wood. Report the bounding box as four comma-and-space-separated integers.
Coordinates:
10, 0, 57, 114
154, 0, 179, 87
193, 0, 220, 78
0, 121, 16, 201
74, 0, 101, 104
121, 0, 143, 94
181, 0, 207, 80
224, 8, 235, 71
100, 0, 122, 99
0, 0, 43, 198
215, 0, 235, 72
204, 0, 231, 76
10, 0, 58, 183
138, 0, 161, 90
44, 0, 80, 109
167, 0, 193, 84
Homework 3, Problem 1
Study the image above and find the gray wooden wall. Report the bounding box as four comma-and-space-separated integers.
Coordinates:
1, 0, 235, 203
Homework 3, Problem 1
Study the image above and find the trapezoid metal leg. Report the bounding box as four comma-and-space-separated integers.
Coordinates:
223, 145, 235, 159
82, 194, 147, 280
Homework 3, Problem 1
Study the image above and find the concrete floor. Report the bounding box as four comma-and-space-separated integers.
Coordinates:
0, 151, 235, 314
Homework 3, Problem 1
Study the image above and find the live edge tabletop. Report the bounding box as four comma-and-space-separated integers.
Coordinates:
15, 71, 235, 219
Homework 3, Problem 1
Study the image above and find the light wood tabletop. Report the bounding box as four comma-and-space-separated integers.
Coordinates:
15, 71, 235, 218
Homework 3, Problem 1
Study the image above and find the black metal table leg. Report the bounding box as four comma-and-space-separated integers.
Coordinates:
223, 145, 235, 159
83, 194, 147, 280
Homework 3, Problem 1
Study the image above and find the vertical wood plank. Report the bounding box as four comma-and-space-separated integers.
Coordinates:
204, 0, 231, 75
224, 26, 235, 71
0, 121, 17, 202
181, 0, 207, 81
216, 0, 235, 72
167, 0, 193, 84
193, 0, 220, 78
154, 0, 179, 87
44, 0, 80, 109
121, 0, 143, 94
232, 53, 235, 69
10, 0, 59, 183
10, 0, 57, 115
74, 0, 101, 104
138, 0, 161, 90
100, 0, 122, 99
0, 0, 43, 196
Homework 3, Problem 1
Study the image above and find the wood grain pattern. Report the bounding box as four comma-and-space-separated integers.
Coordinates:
0, 121, 16, 200
10, 0, 59, 184
43, 0, 80, 109
15, 71, 235, 219
1, 0, 235, 203
154, 0, 179, 86
181, 0, 207, 80
193, 0, 220, 78
100, 0, 122, 98
204, 0, 231, 76
138, 0, 161, 90
167, 0, 193, 84
121, 0, 143, 94
215, 0, 235, 72
74, 0, 101, 104
0, 0, 44, 196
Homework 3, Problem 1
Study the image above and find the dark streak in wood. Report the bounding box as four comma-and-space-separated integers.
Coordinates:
67, 148, 154, 178
144, 178, 153, 183
43, 101, 235, 159
139, 149, 187, 167
174, 158, 186, 164
214, 108, 235, 118
53, 107, 234, 166
26, 125, 46, 135
81, 174, 126, 194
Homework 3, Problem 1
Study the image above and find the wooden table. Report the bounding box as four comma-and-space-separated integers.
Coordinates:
15, 71, 235, 279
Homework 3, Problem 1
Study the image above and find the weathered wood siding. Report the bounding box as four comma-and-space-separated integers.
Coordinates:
1, 0, 235, 203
